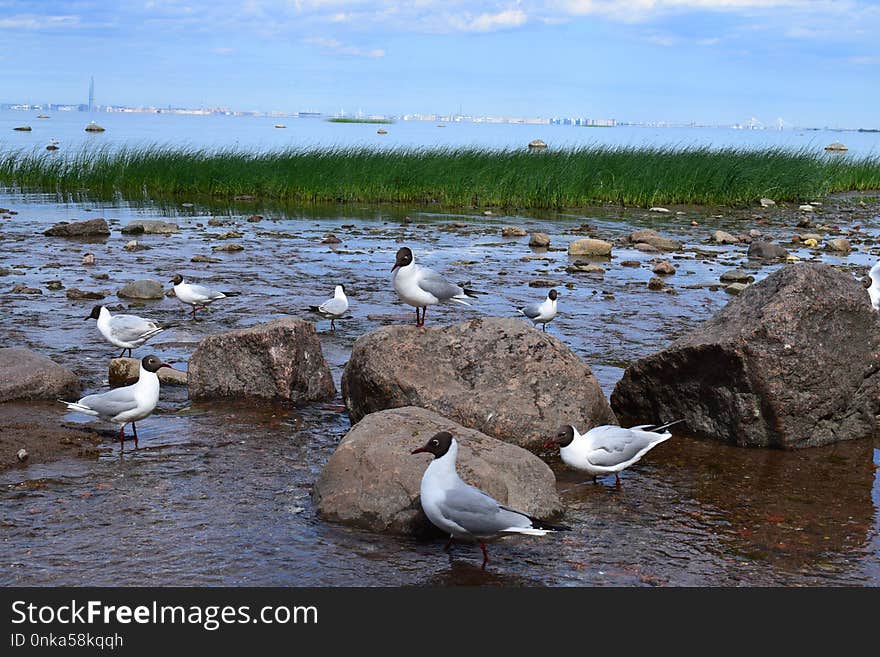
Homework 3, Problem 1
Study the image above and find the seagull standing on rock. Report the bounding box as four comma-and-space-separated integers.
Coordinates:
59, 354, 172, 450
518, 289, 558, 332
307, 284, 349, 332
868, 262, 880, 310
86, 305, 165, 357
544, 421, 683, 487
391, 247, 480, 327
412, 431, 570, 567
169, 273, 238, 319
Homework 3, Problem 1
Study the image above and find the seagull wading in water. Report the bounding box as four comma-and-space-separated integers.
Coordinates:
412, 431, 570, 566
86, 304, 165, 358
518, 288, 558, 332
59, 354, 172, 450
169, 273, 238, 319
307, 284, 349, 331
544, 421, 683, 487
391, 247, 480, 327
868, 261, 880, 310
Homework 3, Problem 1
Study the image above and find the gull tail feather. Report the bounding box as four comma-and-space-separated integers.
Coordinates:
221, 291, 240, 297
462, 287, 481, 299
58, 400, 98, 417
643, 419, 686, 433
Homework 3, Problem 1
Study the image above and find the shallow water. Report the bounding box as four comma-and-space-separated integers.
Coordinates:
1, 192, 879, 586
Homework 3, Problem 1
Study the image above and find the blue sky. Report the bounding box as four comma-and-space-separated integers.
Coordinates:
1, 1, 878, 127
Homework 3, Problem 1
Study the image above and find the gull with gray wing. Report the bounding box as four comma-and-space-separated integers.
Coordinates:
59, 354, 172, 450
169, 273, 239, 319
412, 431, 569, 566
544, 420, 683, 486
392, 247, 480, 326
307, 284, 349, 331
518, 289, 558, 331
86, 304, 166, 357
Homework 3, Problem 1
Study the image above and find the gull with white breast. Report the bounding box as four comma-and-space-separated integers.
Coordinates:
544, 420, 683, 487
391, 247, 480, 327
169, 273, 238, 319
59, 354, 172, 450
307, 284, 349, 332
868, 261, 880, 310
86, 304, 166, 358
412, 431, 569, 567
518, 289, 558, 332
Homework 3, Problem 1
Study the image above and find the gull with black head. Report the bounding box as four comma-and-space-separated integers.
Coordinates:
518, 289, 558, 332
391, 247, 480, 327
412, 431, 569, 567
59, 354, 173, 450
86, 304, 166, 358
169, 273, 238, 319
544, 420, 683, 487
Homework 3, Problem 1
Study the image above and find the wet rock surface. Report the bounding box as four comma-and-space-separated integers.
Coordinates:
612, 263, 880, 448
313, 406, 564, 535
121, 220, 180, 235
188, 318, 335, 403
0, 348, 80, 402
117, 279, 165, 300
342, 317, 615, 451
43, 218, 110, 238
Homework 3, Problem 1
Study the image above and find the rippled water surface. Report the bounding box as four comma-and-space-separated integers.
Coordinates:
1, 192, 878, 585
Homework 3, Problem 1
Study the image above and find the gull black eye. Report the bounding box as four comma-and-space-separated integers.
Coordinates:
431, 439, 439, 446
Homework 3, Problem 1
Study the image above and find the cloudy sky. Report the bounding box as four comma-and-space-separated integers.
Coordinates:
1, 1, 877, 126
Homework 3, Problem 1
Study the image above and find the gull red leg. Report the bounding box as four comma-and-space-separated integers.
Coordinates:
615, 473, 621, 487
480, 542, 489, 568
444, 536, 455, 552
118, 425, 125, 451
420, 306, 427, 328
132, 422, 138, 449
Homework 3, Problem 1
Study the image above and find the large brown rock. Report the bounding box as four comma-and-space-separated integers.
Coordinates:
627, 229, 681, 251
43, 218, 110, 238
611, 263, 880, 448
0, 348, 80, 402
313, 406, 564, 535
188, 318, 335, 403
342, 317, 615, 451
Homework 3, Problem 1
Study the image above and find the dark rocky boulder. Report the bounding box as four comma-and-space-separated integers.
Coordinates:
188, 318, 335, 403
611, 263, 880, 448
43, 218, 110, 238
341, 317, 615, 451
313, 406, 564, 535
0, 348, 80, 402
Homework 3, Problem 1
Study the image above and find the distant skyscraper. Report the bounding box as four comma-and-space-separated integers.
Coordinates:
88, 76, 95, 112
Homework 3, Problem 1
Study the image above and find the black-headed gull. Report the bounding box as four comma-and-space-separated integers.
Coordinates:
86, 304, 165, 357
868, 262, 880, 310
307, 284, 349, 331
412, 431, 569, 567
544, 420, 683, 486
518, 289, 558, 331
169, 273, 238, 319
391, 247, 480, 326
59, 354, 172, 450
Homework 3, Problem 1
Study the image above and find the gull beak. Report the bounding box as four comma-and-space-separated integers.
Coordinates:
391, 264, 399, 272
411, 446, 428, 455
543, 440, 557, 449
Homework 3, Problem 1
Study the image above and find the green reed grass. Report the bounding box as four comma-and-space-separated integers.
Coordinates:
1, 144, 878, 209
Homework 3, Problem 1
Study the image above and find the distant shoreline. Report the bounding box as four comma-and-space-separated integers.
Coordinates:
1, 145, 878, 209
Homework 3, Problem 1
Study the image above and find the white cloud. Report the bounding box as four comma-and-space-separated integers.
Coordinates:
0, 14, 80, 30
448, 9, 528, 32
305, 36, 385, 58
212, 46, 235, 55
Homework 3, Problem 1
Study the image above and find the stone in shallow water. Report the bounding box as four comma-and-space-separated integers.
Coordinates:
313, 406, 564, 535
341, 317, 615, 452
611, 263, 880, 448
0, 348, 79, 402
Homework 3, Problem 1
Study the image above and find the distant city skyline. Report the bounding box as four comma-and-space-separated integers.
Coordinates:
1, 2, 878, 129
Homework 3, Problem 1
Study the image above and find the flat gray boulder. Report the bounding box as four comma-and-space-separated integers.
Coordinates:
611, 263, 880, 448
188, 318, 335, 403
313, 406, 564, 535
121, 220, 179, 235
117, 279, 165, 300
342, 317, 615, 451
0, 348, 80, 402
